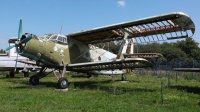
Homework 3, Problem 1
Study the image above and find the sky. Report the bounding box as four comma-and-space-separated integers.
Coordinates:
0, 0, 199, 50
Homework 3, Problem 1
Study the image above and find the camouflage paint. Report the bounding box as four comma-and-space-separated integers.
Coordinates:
68, 37, 91, 64
24, 37, 70, 67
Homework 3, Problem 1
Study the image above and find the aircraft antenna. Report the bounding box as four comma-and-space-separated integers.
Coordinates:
60, 23, 63, 34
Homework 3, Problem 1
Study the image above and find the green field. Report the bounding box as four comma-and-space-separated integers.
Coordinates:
0, 72, 199, 112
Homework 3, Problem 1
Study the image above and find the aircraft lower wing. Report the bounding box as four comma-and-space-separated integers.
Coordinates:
66, 58, 152, 72
123, 53, 163, 58
66, 12, 195, 44
17, 60, 37, 66
173, 68, 200, 72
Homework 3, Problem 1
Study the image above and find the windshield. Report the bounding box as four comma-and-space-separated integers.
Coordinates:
50, 35, 57, 40
47, 34, 67, 45
45, 34, 54, 39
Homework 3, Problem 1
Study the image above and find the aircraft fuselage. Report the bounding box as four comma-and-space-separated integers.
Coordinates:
21, 33, 117, 69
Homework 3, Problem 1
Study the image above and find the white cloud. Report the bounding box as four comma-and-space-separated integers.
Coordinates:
118, 1, 126, 7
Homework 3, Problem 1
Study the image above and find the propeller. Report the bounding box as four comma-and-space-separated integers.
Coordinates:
6, 18, 32, 72
6, 35, 32, 51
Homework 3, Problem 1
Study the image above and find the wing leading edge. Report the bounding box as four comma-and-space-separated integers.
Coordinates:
66, 12, 195, 44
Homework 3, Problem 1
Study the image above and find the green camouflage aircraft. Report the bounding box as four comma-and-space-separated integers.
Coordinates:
6, 12, 195, 89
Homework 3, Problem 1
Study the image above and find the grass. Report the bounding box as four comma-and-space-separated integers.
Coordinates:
0, 72, 199, 112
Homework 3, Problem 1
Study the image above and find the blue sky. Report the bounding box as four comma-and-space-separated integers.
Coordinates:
0, 0, 199, 50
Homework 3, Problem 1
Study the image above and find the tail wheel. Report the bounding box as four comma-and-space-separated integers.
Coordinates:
58, 77, 68, 89
29, 75, 39, 85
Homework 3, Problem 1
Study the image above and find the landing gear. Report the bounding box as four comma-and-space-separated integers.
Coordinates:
58, 77, 68, 89
87, 73, 92, 78
24, 72, 29, 77
22, 68, 29, 77
29, 66, 47, 86
9, 71, 15, 78
121, 74, 126, 81
29, 75, 39, 85
29, 65, 69, 89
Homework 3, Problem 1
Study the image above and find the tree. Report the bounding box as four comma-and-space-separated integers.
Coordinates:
0, 49, 5, 54
136, 42, 162, 53
174, 38, 200, 58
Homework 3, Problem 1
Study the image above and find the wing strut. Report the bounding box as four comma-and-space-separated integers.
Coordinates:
116, 29, 133, 59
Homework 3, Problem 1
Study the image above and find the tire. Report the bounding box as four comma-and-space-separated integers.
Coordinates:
86, 73, 93, 78
58, 77, 68, 89
29, 75, 39, 85
24, 72, 29, 77
9, 71, 15, 78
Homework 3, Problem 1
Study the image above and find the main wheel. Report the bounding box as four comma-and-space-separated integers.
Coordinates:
24, 72, 29, 77
9, 71, 15, 78
29, 75, 39, 85
58, 77, 68, 89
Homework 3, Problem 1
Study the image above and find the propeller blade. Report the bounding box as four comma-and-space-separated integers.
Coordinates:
14, 18, 22, 72
21, 36, 32, 44
14, 50, 19, 72
6, 45, 15, 51
18, 18, 22, 40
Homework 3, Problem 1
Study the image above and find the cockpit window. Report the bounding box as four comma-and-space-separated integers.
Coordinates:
45, 34, 54, 39
50, 35, 57, 40
58, 36, 63, 42
47, 34, 67, 45
63, 38, 67, 43
57, 36, 67, 45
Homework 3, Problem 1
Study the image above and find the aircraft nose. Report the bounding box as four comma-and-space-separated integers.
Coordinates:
20, 33, 32, 44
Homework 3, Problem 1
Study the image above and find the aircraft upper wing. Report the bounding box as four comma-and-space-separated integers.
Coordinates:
66, 58, 152, 72
66, 12, 195, 44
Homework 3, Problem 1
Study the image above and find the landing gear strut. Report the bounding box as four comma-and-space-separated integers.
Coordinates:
29, 66, 69, 89
9, 71, 15, 78
29, 66, 46, 86
121, 74, 126, 81
56, 66, 69, 89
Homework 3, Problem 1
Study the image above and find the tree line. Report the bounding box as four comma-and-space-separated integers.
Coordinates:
0, 49, 5, 54
101, 38, 200, 68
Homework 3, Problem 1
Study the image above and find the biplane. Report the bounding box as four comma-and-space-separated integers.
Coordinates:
6, 12, 195, 89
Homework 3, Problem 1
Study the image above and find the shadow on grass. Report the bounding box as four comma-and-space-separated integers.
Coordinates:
72, 80, 155, 95
0, 76, 25, 79
170, 85, 200, 94
7, 76, 154, 95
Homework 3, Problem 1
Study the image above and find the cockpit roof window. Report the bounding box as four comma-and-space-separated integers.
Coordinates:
46, 34, 53, 39
50, 35, 57, 40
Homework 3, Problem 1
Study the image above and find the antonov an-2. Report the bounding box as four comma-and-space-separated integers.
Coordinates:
6, 12, 195, 89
